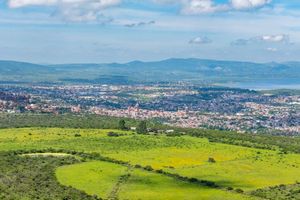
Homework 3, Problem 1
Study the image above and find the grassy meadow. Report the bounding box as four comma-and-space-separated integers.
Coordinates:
56, 161, 254, 200
1, 127, 300, 199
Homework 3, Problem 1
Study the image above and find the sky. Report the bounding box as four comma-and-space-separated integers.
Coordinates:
0, 0, 300, 63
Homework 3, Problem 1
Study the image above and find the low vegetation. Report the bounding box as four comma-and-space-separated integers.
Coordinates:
0, 114, 300, 199
0, 152, 99, 200
251, 183, 300, 200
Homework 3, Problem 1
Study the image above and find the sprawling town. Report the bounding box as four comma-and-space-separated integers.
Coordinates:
0, 83, 299, 135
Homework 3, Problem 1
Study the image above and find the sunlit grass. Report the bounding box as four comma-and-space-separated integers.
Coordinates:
1, 128, 300, 193
56, 161, 255, 200
56, 161, 127, 198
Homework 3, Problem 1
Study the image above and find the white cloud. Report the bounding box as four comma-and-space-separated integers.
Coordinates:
6, 0, 274, 22
8, 0, 57, 8
181, 0, 229, 14
230, 0, 271, 10
154, 0, 271, 14
232, 34, 291, 45
189, 36, 212, 44
8, 0, 121, 22
254, 34, 290, 43
8, 0, 121, 8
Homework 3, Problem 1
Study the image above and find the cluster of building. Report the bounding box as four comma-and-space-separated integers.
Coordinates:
90, 105, 300, 135
0, 83, 299, 135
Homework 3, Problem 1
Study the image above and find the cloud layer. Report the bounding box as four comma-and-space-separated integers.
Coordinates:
232, 34, 291, 46
230, 0, 271, 10
7, 0, 273, 21
8, 0, 121, 8
124, 20, 155, 28
154, 0, 272, 14
8, 0, 121, 22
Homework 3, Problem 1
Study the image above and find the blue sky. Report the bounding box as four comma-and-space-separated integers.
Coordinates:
0, 0, 299, 63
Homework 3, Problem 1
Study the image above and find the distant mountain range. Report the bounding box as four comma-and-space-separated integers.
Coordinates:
0, 59, 300, 86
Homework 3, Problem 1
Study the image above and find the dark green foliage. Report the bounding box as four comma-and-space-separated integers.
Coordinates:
235, 188, 244, 193
189, 178, 198, 183
107, 132, 125, 137
0, 152, 99, 200
136, 121, 148, 134
144, 165, 154, 171
166, 132, 184, 137
0, 114, 137, 129
251, 183, 300, 200
134, 164, 142, 168
118, 119, 127, 130
0, 114, 164, 131
208, 157, 216, 163
226, 187, 233, 191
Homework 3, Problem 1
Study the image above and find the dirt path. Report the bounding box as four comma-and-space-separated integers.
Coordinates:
107, 166, 133, 200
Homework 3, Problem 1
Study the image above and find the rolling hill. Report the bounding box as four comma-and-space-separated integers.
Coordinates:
0, 59, 299, 85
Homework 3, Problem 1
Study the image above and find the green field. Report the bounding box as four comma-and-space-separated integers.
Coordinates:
57, 161, 128, 198
1, 127, 300, 199
57, 161, 254, 200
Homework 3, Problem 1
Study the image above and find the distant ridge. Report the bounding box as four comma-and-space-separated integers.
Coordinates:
0, 58, 299, 85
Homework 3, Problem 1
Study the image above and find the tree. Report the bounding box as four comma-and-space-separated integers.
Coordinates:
136, 121, 148, 134
118, 119, 126, 130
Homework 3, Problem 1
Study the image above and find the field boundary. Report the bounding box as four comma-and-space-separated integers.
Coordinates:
107, 166, 133, 200
13, 148, 257, 199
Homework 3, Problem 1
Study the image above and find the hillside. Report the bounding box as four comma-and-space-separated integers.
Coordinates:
0, 59, 300, 85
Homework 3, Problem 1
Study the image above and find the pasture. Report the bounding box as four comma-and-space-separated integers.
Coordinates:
56, 161, 253, 200
0, 127, 300, 199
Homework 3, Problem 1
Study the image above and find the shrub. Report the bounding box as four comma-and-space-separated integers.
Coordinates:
208, 157, 216, 163
205, 181, 217, 187
144, 165, 154, 171
118, 119, 127, 130
107, 132, 120, 137
189, 178, 198, 183
227, 187, 234, 191
136, 121, 148, 134
134, 164, 142, 168
235, 188, 244, 193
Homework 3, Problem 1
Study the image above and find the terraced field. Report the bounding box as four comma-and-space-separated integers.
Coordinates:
1, 128, 300, 199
